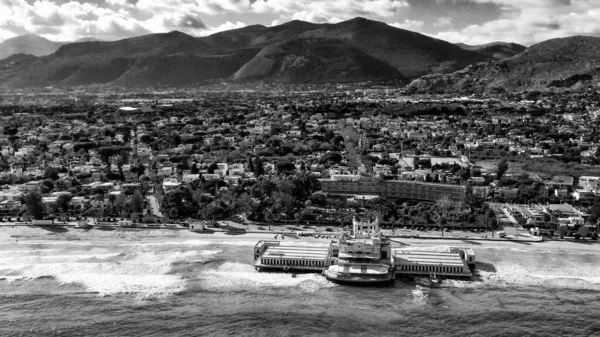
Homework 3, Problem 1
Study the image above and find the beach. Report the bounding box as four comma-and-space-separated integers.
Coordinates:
2, 225, 600, 336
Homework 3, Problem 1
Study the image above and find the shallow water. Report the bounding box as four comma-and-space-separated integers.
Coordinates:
1, 241, 600, 336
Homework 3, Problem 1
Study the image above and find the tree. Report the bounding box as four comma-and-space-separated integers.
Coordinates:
56, 194, 72, 213
589, 198, 600, 224
23, 192, 44, 220
234, 193, 254, 221
276, 161, 296, 174
264, 209, 275, 231
131, 191, 144, 213
168, 207, 179, 219
254, 157, 265, 176
577, 225, 590, 239
248, 156, 255, 173
108, 194, 117, 214
497, 157, 509, 180
207, 162, 218, 174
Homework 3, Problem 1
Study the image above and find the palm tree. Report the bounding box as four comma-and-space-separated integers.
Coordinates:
108, 194, 116, 215
265, 210, 275, 231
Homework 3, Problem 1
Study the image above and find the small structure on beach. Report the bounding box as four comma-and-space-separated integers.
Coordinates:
190, 222, 204, 231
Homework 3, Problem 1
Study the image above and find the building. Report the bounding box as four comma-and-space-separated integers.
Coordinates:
573, 189, 595, 203
578, 176, 600, 191
321, 176, 465, 202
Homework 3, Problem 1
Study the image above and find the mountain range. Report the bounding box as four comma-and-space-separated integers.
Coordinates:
409, 35, 600, 93
0, 18, 523, 88
0, 34, 102, 60
4, 17, 597, 91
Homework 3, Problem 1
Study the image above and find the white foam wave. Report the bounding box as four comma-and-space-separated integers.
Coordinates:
0, 276, 33, 283
0, 253, 123, 264
200, 262, 336, 293
477, 263, 600, 289
200, 250, 222, 256
0, 249, 60, 254
411, 286, 428, 305
0, 250, 206, 298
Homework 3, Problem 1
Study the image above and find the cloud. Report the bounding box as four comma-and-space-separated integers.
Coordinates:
1, 0, 600, 45
390, 20, 424, 31
195, 20, 247, 36
251, 0, 407, 19
427, 0, 600, 45
178, 14, 207, 29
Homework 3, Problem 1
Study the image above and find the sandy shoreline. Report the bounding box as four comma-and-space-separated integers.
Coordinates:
2, 225, 600, 255
3, 225, 600, 295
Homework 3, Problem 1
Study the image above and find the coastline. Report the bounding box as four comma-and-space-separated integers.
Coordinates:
3, 224, 600, 297
2, 224, 599, 254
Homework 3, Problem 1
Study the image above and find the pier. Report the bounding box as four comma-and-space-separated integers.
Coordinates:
254, 240, 475, 280
393, 249, 473, 279
253, 241, 329, 271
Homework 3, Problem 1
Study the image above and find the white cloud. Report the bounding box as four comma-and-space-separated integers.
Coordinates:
1, 0, 600, 45
428, 0, 600, 45
390, 20, 424, 31
197, 21, 248, 36
251, 0, 406, 19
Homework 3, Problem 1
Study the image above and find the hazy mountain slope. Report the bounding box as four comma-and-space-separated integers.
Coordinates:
0, 31, 248, 87
298, 17, 487, 78
114, 49, 260, 87
0, 34, 64, 60
409, 36, 600, 93
455, 42, 526, 59
233, 38, 403, 83
0, 18, 524, 88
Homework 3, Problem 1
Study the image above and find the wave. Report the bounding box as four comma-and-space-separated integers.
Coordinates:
442, 263, 600, 290
477, 263, 600, 289
0, 253, 124, 265
411, 286, 428, 305
199, 262, 336, 293
0, 250, 216, 298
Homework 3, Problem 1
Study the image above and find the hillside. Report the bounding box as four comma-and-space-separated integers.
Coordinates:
409, 36, 600, 93
233, 38, 403, 83
0, 34, 64, 60
0, 31, 253, 87
455, 42, 526, 60
298, 18, 487, 78
0, 18, 516, 88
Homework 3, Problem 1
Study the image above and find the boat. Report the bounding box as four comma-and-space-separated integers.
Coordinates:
322, 217, 394, 285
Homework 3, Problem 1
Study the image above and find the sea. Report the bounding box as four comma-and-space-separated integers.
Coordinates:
1, 237, 600, 337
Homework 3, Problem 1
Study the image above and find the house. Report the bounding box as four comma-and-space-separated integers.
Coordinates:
546, 176, 574, 189
19, 181, 42, 192
578, 176, 600, 191
159, 166, 176, 177
520, 207, 546, 226
494, 187, 519, 200
162, 179, 181, 192
554, 189, 570, 199
182, 174, 200, 183
573, 189, 595, 203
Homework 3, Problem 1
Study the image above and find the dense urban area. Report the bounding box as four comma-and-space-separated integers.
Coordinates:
2, 86, 600, 240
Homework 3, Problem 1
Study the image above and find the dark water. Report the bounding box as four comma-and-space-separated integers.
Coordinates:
1, 241, 600, 337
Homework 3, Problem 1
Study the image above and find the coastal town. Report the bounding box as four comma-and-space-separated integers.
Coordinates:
1, 87, 599, 241
4, 1, 600, 335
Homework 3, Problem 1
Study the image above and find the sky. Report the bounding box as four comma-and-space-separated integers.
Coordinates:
1, 0, 600, 46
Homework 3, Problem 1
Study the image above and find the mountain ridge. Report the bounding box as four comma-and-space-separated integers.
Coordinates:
409, 35, 600, 93
0, 18, 547, 88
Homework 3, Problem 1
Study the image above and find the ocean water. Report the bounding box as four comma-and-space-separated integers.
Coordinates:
1, 239, 600, 337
